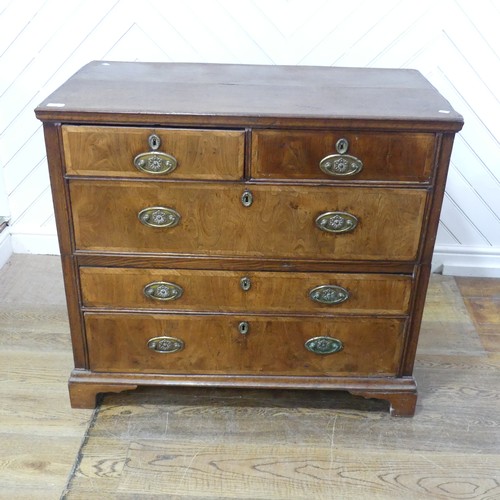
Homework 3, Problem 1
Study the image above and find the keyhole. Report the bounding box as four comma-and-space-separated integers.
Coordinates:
241, 189, 253, 207
336, 138, 349, 155
240, 277, 251, 291
149, 134, 161, 150
238, 321, 249, 335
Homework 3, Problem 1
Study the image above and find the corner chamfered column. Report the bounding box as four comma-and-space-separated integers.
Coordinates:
42, 122, 88, 370
401, 133, 458, 378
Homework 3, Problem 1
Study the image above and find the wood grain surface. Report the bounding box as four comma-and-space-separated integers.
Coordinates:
456, 276, 500, 352
70, 181, 427, 260
252, 129, 436, 182
80, 267, 412, 315
0, 255, 93, 499
35, 62, 464, 132
84, 313, 405, 376
63, 125, 245, 180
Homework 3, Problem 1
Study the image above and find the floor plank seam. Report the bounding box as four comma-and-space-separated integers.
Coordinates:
60, 397, 103, 500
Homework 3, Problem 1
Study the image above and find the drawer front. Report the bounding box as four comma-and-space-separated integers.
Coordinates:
85, 313, 405, 376
80, 268, 412, 315
252, 130, 436, 182
62, 126, 245, 180
70, 181, 427, 261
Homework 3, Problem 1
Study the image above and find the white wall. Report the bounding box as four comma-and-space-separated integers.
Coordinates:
1, 0, 499, 275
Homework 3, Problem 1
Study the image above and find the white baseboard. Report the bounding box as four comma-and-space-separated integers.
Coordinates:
433, 245, 500, 278
0, 229, 13, 269
10, 230, 60, 255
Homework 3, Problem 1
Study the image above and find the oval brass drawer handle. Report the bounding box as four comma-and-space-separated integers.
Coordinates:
138, 207, 180, 228
309, 285, 349, 305
147, 336, 184, 353
319, 154, 363, 177
134, 151, 177, 175
144, 281, 183, 301
319, 137, 363, 177
305, 336, 343, 355
133, 133, 178, 175
315, 211, 358, 233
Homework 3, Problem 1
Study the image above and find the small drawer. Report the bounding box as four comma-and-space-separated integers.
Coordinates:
80, 268, 412, 315
251, 130, 436, 182
70, 181, 427, 261
85, 313, 405, 376
62, 125, 245, 180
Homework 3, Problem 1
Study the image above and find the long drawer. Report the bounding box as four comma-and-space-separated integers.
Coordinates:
80, 267, 412, 315
70, 181, 427, 261
85, 313, 406, 376
62, 125, 245, 180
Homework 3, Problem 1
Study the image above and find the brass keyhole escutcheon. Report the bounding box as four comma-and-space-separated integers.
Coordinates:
336, 138, 349, 154
238, 321, 249, 335
241, 189, 253, 207
240, 277, 251, 291
148, 134, 161, 150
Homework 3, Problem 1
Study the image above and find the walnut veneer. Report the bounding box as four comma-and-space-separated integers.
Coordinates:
35, 61, 463, 416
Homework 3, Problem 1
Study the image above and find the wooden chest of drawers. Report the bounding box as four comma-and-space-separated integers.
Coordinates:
35, 62, 463, 416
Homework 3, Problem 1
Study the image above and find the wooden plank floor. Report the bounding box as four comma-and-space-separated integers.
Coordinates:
0, 255, 94, 500
0, 255, 499, 499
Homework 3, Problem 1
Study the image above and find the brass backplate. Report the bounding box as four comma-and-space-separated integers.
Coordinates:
319, 154, 363, 177
305, 336, 343, 355
134, 151, 177, 175
309, 285, 349, 305
138, 207, 181, 228
144, 281, 183, 301
147, 336, 184, 353
315, 211, 358, 233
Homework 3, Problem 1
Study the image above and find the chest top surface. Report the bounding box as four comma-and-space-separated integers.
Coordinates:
35, 61, 463, 130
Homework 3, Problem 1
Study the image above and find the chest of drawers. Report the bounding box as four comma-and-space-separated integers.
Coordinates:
35, 62, 463, 416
